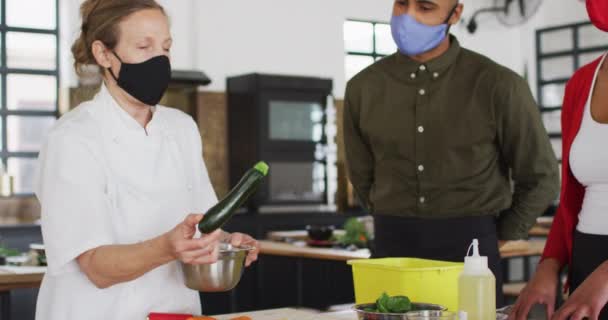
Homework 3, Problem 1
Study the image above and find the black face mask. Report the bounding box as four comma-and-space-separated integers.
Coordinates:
108, 51, 171, 106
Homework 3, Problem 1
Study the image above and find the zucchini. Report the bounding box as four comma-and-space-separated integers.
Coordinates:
198, 161, 269, 234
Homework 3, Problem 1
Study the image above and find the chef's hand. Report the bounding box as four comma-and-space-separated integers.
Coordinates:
223, 232, 260, 267
552, 262, 608, 320
165, 213, 222, 265
508, 258, 560, 320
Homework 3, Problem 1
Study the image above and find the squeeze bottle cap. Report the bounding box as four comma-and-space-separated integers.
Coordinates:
463, 238, 488, 273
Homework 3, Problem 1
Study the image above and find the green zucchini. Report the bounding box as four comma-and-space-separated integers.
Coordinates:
198, 161, 269, 234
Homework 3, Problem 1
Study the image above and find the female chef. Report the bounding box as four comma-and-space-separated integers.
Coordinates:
35, 1, 259, 319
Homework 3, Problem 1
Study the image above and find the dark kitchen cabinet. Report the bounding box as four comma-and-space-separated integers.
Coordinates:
202, 255, 355, 315
256, 256, 354, 311
255, 256, 300, 309
227, 74, 333, 210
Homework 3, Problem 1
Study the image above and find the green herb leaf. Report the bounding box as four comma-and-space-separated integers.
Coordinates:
369, 292, 412, 314
387, 295, 412, 313
376, 292, 390, 313
337, 218, 369, 248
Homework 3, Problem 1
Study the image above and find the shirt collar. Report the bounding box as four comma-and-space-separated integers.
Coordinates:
393, 34, 462, 82
93, 84, 169, 142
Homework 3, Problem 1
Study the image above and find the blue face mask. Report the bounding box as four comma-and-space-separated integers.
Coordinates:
390, 7, 457, 56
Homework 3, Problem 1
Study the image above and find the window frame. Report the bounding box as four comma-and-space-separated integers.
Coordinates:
345, 19, 394, 80
1, 0, 60, 196
536, 22, 608, 163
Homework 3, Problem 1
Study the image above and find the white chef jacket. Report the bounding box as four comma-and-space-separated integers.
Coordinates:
34, 84, 218, 320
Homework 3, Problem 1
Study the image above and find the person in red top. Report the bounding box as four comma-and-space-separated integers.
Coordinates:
510, 1, 608, 320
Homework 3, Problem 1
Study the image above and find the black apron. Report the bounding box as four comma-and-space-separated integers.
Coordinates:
570, 230, 608, 320
372, 214, 505, 308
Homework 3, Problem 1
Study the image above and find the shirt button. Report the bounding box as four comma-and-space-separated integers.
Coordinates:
419, 196, 426, 204
187, 184, 193, 191
418, 165, 425, 172
410, 73, 416, 79
419, 89, 426, 96
419, 65, 427, 71
433, 72, 439, 78
417, 126, 424, 133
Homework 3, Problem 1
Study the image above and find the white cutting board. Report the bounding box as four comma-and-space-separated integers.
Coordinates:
320, 311, 357, 320
215, 308, 349, 320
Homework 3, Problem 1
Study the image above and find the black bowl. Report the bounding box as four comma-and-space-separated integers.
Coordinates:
306, 225, 335, 241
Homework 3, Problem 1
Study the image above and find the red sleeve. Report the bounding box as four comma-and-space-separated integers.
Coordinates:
542, 206, 569, 267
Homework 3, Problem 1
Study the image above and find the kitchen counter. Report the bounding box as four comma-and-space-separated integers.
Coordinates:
0, 266, 45, 291
261, 216, 552, 262
0, 266, 46, 320
259, 239, 546, 261
0, 240, 544, 285
528, 226, 550, 237
259, 240, 370, 261
500, 240, 546, 258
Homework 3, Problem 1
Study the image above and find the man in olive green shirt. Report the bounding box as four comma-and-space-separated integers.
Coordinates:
343, 0, 559, 306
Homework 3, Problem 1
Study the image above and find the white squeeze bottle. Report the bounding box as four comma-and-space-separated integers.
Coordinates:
458, 239, 496, 320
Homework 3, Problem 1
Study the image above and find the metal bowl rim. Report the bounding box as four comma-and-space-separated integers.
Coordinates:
218, 244, 253, 253
353, 302, 448, 316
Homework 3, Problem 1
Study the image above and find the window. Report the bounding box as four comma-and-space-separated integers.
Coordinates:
536, 22, 608, 163
344, 20, 396, 80
536, 21, 608, 208
1, 0, 59, 195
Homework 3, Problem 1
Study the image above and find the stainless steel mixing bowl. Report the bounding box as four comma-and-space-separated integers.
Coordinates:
181, 243, 252, 292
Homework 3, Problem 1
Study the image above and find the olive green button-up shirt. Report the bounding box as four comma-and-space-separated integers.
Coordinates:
343, 36, 560, 240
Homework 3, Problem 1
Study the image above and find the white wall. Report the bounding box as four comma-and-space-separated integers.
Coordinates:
62, 0, 593, 99
59, 0, 80, 91
60, 0, 200, 88
519, 0, 590, 97
453, 0, 589, 95
62, 0, 393, 97
192, 0, 393, 97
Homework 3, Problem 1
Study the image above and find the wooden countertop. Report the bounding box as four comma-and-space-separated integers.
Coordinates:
259, 239, 546, 261
259, 241, 370, 261
528, 226, 550, 237
0, 266, 45, 291
263, 216, 552, 262
500, 240, 546, 258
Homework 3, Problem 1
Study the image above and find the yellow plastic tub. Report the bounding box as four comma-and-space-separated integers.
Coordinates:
347, 258, 464, 312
